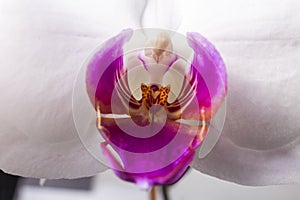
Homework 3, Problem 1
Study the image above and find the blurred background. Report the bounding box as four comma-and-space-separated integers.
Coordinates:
1, 169, 300, 200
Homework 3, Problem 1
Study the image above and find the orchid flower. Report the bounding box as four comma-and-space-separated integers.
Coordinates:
1, 0, 300, 195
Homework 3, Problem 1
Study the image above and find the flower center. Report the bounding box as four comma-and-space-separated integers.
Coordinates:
141, 83, 170, 109
128, 83, 170, 127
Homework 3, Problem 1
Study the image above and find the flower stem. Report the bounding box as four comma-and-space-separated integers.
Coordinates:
150, 186, 157, 200
162, 185, 169, 200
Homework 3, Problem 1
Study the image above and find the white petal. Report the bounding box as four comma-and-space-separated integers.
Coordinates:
141, 0, 182, 30
0, 0, 140, 178
188, 0, 300, 185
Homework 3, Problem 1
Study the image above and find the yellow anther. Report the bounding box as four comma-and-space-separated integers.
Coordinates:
141, 84, 171, 108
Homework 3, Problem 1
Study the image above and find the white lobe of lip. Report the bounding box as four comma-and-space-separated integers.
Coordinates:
125, 32, 190, 102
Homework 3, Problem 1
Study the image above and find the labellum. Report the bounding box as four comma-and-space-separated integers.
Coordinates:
82, 28, 227, 188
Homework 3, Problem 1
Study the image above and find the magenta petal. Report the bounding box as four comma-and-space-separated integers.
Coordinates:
186, 32, 227, 120
99, 118, 178, 153
100, 118, 206, 187
114, 147, 194, 187
86, 29, 133, 113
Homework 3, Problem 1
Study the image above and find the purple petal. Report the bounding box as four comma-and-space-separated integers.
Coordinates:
186, 32, 227, 120
86, 29, 133, 113
100, 118, 177, 153
100, 118, 208, 187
